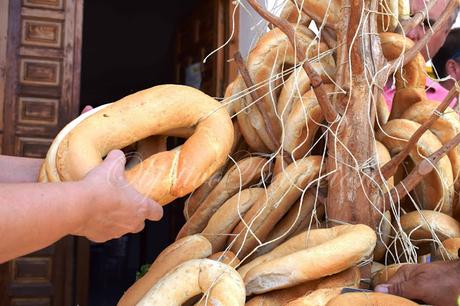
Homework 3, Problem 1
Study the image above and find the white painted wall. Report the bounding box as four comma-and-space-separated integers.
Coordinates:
238, 0, 267, 58
453, 14, 460, 29
239, 0, 289, 57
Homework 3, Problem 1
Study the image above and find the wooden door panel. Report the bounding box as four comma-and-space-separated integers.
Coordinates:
14, 136, 53, 157
12, 258, 53, 284
1, 237, 73, 306
23, 0, 64, 10
0, 0, 8, 133
10, 298, 51, 306
17, 97, 59, 126
21, 18, 63, 48
0, 0, 83, 305
19, 58, 62, 87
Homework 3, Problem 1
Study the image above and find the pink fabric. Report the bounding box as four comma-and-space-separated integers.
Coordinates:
383, 77, 457, 111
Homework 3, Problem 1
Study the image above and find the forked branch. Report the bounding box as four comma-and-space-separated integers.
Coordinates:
385, 130, 460, 206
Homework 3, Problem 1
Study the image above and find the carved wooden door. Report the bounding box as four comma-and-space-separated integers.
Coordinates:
175, 0, 239, 97
0, 0, 83, 305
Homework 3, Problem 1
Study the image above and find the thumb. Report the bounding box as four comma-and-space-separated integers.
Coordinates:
145, 200, 164, 221
101, 150, 127, 181
375, 281, 421, 301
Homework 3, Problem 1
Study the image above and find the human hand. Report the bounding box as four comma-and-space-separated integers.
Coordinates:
72, 150, 163, 242
374, 260, 460, 306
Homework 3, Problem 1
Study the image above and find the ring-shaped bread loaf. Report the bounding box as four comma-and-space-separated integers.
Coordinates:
252, 190, 321, 257
401, 100, 460, 190
208, 250, 241, 268
377, 119, 454, 214
54, 85, 234, 205
243, 224, 376, 295
282, 85, 337, 159
245, 267, 360, 306
232, 76, 271, 153
284, 287, 343, 306
201, 187, 266, 252
436, 237, 460, 260
280, 0, 312, 25
292, 0, 400, 31
326, 292, 419, 306
380, 33, 427, 120
371, 263, 407, 287
241, 26, 333, 151
136, 258, 245, 306
177, 156, 269, 239
42, 104, 110, 183
229, 156, 322, 259
117, 234, 212, 306
399, 210, 460, 243
277, 60, 336, 124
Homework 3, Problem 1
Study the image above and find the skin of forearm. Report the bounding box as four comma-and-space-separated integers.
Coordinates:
0, 155, 43, 183
0, 181, 88, 263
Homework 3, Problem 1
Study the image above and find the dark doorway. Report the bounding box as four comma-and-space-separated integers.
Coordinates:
80, 1, 199, 305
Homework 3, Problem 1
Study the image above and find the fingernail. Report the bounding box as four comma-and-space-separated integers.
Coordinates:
82, 105, 93, 113
155, 204, 164, 219
374, 284, 390, 293
107, 149, 125, 161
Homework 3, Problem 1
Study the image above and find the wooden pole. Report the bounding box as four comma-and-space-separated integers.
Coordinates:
325, 0, 386, 229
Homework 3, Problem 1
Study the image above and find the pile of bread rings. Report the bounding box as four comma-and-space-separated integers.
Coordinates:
40, 0, 460, 305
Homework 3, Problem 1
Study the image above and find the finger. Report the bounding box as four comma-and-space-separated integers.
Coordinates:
375, 264, 421, 299
145, 200, 164, 221
132, 221, 146, 234
385, 264, 418, 285
104, 149, 126, 166
375, 284, 391, 293
81, 105, 93, 114
87, 235, 107, 244
386, 280, 424, 301
102, 150, 127, 181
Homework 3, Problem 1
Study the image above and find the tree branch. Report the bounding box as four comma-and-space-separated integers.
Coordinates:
234, 51, 281, 149
320, 26, 337, 50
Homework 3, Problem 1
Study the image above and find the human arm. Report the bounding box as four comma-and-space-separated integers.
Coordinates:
374, 260, 460, 306
0, 150, 163, 263
0, 105, 94, 184
0, 155, 43, 183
